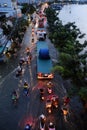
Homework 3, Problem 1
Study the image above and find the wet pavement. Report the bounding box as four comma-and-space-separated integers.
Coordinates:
0, 13, 86, 130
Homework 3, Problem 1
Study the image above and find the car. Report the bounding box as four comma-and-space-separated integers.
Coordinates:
48, 122, 55, 130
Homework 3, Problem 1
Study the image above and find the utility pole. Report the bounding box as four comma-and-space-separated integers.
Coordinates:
29, 0, 30, 4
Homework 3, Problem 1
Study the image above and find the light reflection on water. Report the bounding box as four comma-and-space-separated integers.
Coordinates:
59, 4, 87, 44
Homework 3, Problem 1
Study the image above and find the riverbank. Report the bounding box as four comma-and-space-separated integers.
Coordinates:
45, 8, 87, 129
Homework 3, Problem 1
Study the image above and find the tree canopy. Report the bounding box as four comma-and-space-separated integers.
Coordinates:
45, 7, 87, 85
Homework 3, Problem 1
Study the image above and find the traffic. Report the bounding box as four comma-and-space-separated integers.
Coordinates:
18, 7, 70, 130
0, 4, 72, 130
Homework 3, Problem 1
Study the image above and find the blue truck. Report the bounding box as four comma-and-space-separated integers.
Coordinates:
37, 41, 54, 79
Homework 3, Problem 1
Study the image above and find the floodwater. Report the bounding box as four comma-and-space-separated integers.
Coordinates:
59, 4, 87, 44
0, 6, 86, 130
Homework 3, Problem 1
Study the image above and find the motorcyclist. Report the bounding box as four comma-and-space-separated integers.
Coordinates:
25, 55, 30, 65
48, 122, 55, 130
19, 57, 25, 66
39, 114, 46, 129
23, 81, 29, 95
24, 81, 29, 88
26, 47, 30, 56
29, 52, 32, 61
24, 124, 32, 130
12, 90, 18, 104
16, 65, 22, 77
32, 38, 34, 43
47, 81, 53, 94
47, 81, 53, 87
40, 88, 44, 100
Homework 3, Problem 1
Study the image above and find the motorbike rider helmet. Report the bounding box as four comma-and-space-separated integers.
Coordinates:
24, 80, 28, 85
49, 122, 54, 128
40, 114, 45, 119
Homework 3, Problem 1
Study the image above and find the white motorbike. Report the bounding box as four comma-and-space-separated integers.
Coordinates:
39, 114, 46, 130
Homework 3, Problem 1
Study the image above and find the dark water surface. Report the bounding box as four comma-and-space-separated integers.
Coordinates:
59, 4, 87, 43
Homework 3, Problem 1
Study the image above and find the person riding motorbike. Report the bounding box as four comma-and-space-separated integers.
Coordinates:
25, 47, 30, 56
16, 65, 22, 77
12, 90, 18, 105
23, 81, 29, 95
40, 88, 44, 100
24, 124, 32, 130
25, 55, 30, 65
19, 57, 25, 66
48, 122, 55, 130
39, 114, 46, 130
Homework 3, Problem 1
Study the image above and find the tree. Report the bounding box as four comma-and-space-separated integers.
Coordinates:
78, 87, 87, 103
21, 3, 36, 15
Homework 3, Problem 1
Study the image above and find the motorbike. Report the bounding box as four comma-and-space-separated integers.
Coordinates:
13, 98, 18, 106
51, 95, 59, 108
47, 86, 52, 94
47, 82, 53, 94
46, 98, 52, 113
47, 107, 52, 114
11, 90, 19, 107
48, 122, 55, 130
39, 114, 46, 130
16, 69, 22, 77
24, 124, 32, 130
40, 88, 44, 100
23, 82, 29, 96
12, 95, 18, 107
23, 88, 29, 96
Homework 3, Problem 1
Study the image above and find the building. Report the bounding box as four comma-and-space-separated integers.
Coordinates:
0, 0, 22, 17
17, 0, 36, 4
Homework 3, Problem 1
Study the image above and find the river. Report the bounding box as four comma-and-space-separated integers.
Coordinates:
59, 4, 87, 45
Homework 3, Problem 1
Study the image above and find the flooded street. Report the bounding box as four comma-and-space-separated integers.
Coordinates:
0, 24, 32, 84
1, 4, 87, 83
0, 4, 86, 130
